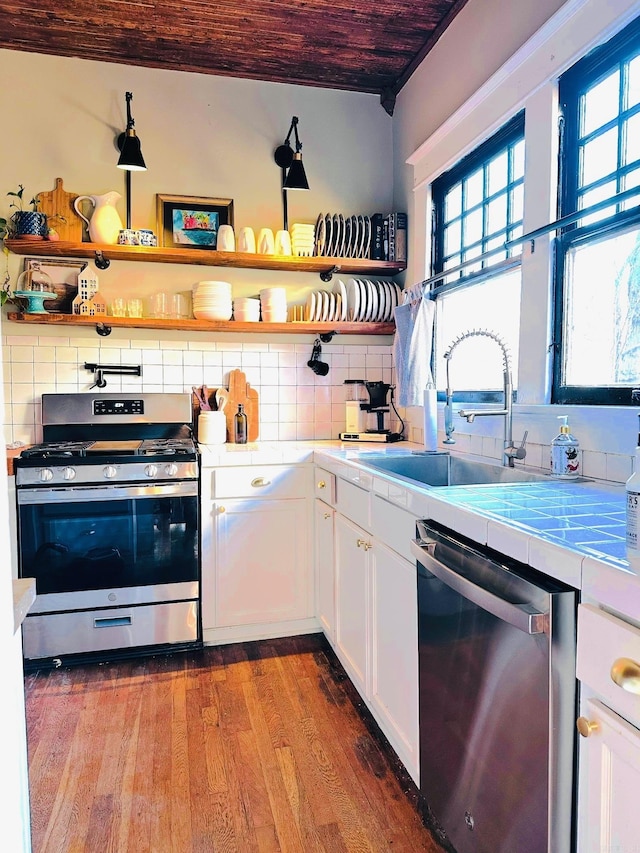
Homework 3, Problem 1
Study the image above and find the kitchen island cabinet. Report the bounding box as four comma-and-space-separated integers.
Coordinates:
200, 461, 316, 645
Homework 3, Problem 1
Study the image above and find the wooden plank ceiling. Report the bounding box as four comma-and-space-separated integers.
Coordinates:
0, 0, 468, 112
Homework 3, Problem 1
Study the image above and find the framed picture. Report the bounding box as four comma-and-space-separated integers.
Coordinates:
23, 257, 85, 314
156, 194, 234, 249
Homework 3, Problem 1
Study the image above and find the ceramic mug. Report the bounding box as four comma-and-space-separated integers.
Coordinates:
117, 229, 141, 246
237, 226, 256, 253
138, 229, 157, 247
216, 224, 235, 252
257, 228, 275, 255
275, 229, 292, 256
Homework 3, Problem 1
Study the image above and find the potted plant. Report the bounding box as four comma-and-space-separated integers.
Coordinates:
6, 184, 47, 240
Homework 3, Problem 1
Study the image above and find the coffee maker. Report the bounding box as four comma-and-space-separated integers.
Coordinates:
340, 380, 403, 442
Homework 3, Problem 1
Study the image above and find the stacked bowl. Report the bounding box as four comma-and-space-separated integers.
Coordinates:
291, 222, 316, 257
233, 297, 260, 322
193, 281, 233, 321
260, 287, 288, 322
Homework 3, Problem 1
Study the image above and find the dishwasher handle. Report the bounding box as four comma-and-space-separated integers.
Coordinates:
411, 538, 547, 636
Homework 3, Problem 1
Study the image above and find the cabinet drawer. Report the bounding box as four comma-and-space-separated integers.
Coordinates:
212, 465, 311, 499
577, 604, 640, 728
314, 468, 336, 504
371, 495, 416, 563
336, 477, 370, 529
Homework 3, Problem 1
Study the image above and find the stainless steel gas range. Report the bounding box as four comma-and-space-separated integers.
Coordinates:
15, 393, 201, 668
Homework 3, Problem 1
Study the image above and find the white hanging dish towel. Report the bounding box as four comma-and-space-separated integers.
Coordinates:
393, 291, 435, 407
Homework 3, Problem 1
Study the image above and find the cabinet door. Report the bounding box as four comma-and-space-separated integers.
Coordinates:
577, 698, 640, 853
314, 499, 335, 643
215, 497, 310, 627
370, 541, 419, 783
334, 513, 369, 695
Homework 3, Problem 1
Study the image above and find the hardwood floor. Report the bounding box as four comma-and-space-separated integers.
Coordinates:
25, 635, 446, 853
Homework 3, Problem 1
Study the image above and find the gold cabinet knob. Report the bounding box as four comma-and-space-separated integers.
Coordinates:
610, 657, 640, 695
576, 716, 599, 738
324, 512, 331, 519
317, 480, 326, 489
218, 505, 226, 513
356, 538, 372, 551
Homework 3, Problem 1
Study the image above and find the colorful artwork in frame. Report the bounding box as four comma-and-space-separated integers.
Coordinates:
156, 195, 234, 250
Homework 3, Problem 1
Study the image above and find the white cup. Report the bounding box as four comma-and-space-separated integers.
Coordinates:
216, 224, 235, 252
275, 230, 292, 256
237, 226, 256, 253
198, 411, 227, 445
257, 228, 275, 255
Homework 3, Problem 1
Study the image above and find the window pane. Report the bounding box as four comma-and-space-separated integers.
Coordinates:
627, 55, 640, 109
487, 195, 507, 236
445, 183, 462, 220
622, 166, 640, 211
434, 269, 521, 391
512, 140, 525, 180
488, 151, 508, 195
510, 184, 524, 223
563, 225, 640, 385
581, 69, 620, 136
465, 169, 484, 208
463, 208, 483, 246
624, 111, 640, 166
444, 220, 461, 257
579, 179, 617, 225
581, 126, 619, 186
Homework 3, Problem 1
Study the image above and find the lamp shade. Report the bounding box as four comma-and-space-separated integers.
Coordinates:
283, 152, 309, 190
117, 130, 146, 171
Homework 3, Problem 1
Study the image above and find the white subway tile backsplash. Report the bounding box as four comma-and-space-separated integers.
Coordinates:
2, 329, 394, 445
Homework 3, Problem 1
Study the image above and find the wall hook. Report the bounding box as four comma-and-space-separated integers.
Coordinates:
319, 265, 341, 283
94, 250, 111, 270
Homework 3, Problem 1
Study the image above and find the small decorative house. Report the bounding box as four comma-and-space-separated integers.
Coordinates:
72, 263, 106, 316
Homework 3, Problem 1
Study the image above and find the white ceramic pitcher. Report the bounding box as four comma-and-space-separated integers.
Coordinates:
74, 191, 123, 244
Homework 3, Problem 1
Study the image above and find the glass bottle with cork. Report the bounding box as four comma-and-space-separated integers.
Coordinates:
234, 403, 248, 444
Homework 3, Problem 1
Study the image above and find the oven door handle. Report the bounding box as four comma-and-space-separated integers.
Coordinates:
17, 481, 198, 504
411, 538, 547, 635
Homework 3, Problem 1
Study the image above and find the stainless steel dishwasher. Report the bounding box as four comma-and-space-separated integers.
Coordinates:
411, 520, 577, 853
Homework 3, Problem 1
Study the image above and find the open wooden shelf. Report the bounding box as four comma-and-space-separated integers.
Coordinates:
6, 312, 395, 336
5, 239, 406, 278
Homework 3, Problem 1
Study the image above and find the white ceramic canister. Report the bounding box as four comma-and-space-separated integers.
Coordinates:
198, 411, 227, 445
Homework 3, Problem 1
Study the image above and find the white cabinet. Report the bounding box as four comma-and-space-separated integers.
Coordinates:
333, 486, 419, 783
576, 604, 640, 853
201, 463, 315, 644
314, 498, 336, 643
335, 513, 370, 695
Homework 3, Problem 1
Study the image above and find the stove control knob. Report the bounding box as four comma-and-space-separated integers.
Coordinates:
62, 467, 76, 481
103, 465, 118, 480
164, 463, 179, 477
145, 464, 158, 478
39, 467, 54, 482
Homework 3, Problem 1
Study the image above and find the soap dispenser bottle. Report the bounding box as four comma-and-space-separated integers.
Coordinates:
625, 414, 640, 573
550, 415, 580, 478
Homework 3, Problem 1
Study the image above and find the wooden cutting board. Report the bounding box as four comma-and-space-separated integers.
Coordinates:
36, 178, 84, 242
225, 369, 259, 442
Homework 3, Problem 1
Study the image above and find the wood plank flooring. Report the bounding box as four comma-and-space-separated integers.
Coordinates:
24, 634, 446, 853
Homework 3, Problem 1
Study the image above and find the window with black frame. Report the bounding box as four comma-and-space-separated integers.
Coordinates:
430, 113, 524, 400
554, 16, 640, 405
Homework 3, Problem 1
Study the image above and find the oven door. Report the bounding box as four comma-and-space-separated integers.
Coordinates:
17, 481, 199, 612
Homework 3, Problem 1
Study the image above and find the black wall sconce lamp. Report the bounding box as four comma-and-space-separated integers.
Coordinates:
274, 116, 309, 231
116, 91, 147, 229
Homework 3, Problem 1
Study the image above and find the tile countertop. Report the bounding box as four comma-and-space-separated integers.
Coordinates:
310, 442, 640, 624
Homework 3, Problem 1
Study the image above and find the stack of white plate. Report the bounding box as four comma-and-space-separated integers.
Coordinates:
291, 223, 316, 257
193, 280, 233, 321
233, 296, 260, 322
260, 287, 288, 322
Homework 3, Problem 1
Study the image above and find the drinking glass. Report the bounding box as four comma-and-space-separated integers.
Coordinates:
127, 298, 144, 318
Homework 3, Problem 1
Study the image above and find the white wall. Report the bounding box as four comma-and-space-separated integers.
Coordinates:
0, 49, 398, 443
391, 0, 640, 479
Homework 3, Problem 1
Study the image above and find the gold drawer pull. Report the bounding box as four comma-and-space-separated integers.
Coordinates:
317, 480, 326, 489
356, 538, 372, 551
610, 657, 640, 695
251, 477, 271, 488
576, 717, 599, 738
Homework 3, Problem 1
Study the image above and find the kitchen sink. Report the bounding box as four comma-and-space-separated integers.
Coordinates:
356, 452, 550, 487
